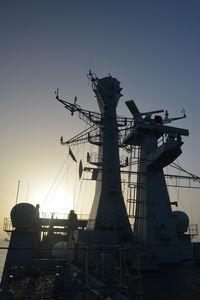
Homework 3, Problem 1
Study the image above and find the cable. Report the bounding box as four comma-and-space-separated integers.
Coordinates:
171, 162, 200, 181
41, 155, 69, 209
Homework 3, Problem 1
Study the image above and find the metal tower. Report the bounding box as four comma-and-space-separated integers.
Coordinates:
86, 75, 132, 243
123, 100, 190, 265
56, 74, 132, 244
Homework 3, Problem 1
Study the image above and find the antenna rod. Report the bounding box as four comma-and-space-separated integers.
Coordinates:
15, 180, 20, 205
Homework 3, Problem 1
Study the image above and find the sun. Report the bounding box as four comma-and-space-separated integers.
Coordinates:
31, 182, 75, 217
43, 190, 74, 214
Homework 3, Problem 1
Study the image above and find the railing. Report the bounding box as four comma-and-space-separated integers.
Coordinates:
78, 111, 102, 127
3, 218, 13, 232
40, 212, 89, 220
189, 224, 198, 237
3, 212, 89, 237
87, 152, 128, 167
87, 152, 102, 166
3, 212, 89, 232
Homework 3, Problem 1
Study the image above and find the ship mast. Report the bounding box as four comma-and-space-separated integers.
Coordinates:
56, 73, 132, 244
123, 100, 191, 266
86, 74, 132, 242
57, 73, 199, 268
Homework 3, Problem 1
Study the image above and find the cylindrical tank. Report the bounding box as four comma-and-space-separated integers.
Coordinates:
11, 203, 39, 229
172, 210, 189, 233
7, 203, 40, 271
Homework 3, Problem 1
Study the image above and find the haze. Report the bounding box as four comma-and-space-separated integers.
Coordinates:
0, 0, 200, 238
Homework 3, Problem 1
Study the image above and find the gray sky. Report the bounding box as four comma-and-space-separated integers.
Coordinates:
0, 0, 200, 237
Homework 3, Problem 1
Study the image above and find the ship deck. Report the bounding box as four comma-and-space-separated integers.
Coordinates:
7, 260, 200, 300
140, 261, 200, 300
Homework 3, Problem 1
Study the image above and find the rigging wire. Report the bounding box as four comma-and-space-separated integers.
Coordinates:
74, 143, 86, 212
168, 160, 200, 215
166, 161, 186, 212
75, 177, 84, 213
41, 154, 69, 210
41, 142, 87, 213
73, 144, 78, 210
174, 160, 181, 211
47, 159, 74, 203
76, 142, 95, 216
46, 146, 81, 209
171, 162, 200, 181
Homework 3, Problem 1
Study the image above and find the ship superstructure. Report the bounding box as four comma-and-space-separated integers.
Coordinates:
1, 73, 200, 299
123, 99, 192, 268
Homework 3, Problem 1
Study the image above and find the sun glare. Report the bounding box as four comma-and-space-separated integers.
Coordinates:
31, 183, 75, 217
43, 190, 74, 214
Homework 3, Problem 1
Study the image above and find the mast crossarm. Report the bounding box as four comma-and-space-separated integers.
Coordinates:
60, 126, 100, 146
165, 173, 200, 189
132, 123, 189, 136
83, 166, 200, 188
56, 94, 102, 126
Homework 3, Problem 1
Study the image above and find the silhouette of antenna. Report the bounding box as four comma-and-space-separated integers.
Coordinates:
15, 180, 20, 205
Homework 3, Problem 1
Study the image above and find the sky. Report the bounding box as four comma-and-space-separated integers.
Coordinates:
0, 0, 200, 238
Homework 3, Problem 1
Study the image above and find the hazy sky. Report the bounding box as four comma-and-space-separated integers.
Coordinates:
1, 0, 200, 238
